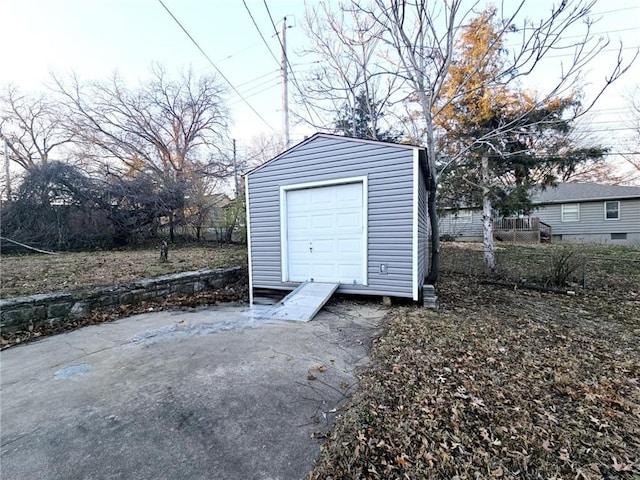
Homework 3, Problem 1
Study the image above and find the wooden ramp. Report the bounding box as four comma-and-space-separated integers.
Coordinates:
259, 282, 339, 322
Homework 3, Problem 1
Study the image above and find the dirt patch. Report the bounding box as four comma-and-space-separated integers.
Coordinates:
307, 275, 640, 479
0, 244, 247, 299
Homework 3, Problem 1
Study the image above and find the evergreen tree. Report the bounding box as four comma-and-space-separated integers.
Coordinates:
334, 91, 399, 142
436, 10, 606, 270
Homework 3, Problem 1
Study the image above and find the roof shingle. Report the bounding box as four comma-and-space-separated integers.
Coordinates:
531, 182, 640, 204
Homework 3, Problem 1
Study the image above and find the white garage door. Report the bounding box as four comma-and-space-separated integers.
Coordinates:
286, 182, 364, 284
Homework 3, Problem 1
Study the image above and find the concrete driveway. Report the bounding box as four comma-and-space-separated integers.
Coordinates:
1, 301, 385, 480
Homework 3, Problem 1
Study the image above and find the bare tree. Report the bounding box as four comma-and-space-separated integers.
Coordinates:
54, 66, 229, 178
0, 84, 74, 171
300, 1, 402, 138
54, 65, 231, 241
183, 173, 221, 241
622, 86, 640, 176
244, 132, 286, 169
312, 0, 636, 279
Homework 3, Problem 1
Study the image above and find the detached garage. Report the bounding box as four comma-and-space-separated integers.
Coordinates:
245, 133, 431, 304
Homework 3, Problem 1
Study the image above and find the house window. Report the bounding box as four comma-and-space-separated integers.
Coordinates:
454, 209, 472, 221
611, 233, 627, 240
561, 203, 580, 222
604, 201, 620, 220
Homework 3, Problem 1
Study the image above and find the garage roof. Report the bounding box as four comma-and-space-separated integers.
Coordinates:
245, 132, 425, 176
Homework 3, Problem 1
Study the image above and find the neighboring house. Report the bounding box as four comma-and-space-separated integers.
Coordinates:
197, 194, 244, 242
439, 182, 640, 245
532, 183, 640, 244
245, 133, 431, 304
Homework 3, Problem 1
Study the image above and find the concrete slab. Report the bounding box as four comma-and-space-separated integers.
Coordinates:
0, 301, 385, 480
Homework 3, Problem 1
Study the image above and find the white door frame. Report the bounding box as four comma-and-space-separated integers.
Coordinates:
280, 176, 368, 285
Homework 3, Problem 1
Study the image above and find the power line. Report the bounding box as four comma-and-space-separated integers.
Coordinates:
235, 79, 280, 100
578, 126, 636, 133
242, 0, 280, 66
157, 0, 275, 131
211, 42, 263, 65
235, 69, 280, 89
586, 107, 632, 114
501, 17, 639, 50
592, 6, 640, 16
578, 119, 633, 125
481, 151, 640, 159
263, 0, 322, 127
542, 45, 639, 60
229, 81, 281, 107
504, 26, 639, 48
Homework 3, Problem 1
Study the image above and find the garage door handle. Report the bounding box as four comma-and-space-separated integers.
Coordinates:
309, 242, 313, 253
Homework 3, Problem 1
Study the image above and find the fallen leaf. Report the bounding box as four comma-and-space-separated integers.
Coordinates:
491, 466, 503, 478
611, 456, 633, 472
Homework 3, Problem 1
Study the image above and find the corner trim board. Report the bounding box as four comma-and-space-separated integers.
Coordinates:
412, 148, 420, 301
245, 175, 254, 304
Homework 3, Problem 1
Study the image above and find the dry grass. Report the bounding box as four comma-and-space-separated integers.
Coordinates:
0, 244, 247, 299
308, 244, 640, 479
3, 241, 640, 479
441, 242, 640, 292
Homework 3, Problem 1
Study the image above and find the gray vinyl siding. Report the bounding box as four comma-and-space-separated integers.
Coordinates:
247, 135, 417, 298
439, 210, 484, 241
535, 198, 640, 244
438, 198, 640, 245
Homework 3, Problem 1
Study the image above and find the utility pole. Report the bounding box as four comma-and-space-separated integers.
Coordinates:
281, 16, 290, 149
233, 138, 238, 198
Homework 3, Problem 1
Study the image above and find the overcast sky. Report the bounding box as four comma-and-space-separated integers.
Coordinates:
1, 0, 639, 164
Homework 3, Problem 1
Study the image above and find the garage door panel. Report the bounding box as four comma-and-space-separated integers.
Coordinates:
289, 239, 310, 252
309, 239, 334, 254
310, 213, 334, 229
286, 182, 364, 284
336, 183, 362, 203
337, 238, 361, 253
286, 190, 310, 212
337, 212, 361, 228
309, 264, 335, 281
287, 216, 310, 233
310, 188, 333, 205
338, 264, 362, 280
289, 263, 310, 280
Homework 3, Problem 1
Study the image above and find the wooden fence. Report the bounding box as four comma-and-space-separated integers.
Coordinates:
494, 217, 552, 243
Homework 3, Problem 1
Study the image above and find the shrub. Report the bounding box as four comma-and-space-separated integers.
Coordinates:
542, 247, 582, 287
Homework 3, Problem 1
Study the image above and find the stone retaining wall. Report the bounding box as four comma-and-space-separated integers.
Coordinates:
0, 266, 243, 334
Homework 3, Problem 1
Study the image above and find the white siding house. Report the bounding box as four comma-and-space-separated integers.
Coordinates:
245, 133, 431, 303
439, 182, 640, 245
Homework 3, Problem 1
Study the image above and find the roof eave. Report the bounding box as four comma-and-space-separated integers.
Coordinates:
534, 194, 640, 204
244, 132, 425, 177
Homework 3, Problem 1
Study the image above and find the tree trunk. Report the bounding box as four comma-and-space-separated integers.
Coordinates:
419, 88, 440, 285
169, 211, 175, 243
425, 173, 440, 284
481, 154, 496, 272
